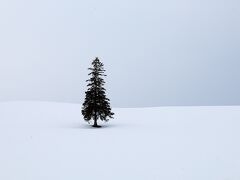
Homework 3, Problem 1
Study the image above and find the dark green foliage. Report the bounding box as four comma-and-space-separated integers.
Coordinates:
82, 57, 114, 127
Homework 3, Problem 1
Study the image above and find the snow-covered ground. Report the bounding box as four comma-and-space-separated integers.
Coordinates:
0, 101, 240, 180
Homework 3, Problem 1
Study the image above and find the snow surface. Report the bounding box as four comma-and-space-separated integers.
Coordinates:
0, 101, 240, 180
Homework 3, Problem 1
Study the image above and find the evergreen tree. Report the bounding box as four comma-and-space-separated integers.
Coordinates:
82, 57, 114, 127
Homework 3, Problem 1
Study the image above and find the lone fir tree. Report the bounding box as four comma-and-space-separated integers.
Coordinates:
82, 57, 114, 127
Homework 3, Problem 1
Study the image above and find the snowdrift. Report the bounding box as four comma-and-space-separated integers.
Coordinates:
0, 101, 239, 180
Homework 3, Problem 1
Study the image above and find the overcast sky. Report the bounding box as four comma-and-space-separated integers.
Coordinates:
0, 0, 239, 107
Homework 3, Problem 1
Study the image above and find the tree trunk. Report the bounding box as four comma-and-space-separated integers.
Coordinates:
93, 119, 98, 127
92, 115, 101, 128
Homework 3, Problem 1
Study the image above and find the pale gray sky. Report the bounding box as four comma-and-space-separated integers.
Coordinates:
0, 0, 239, 107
